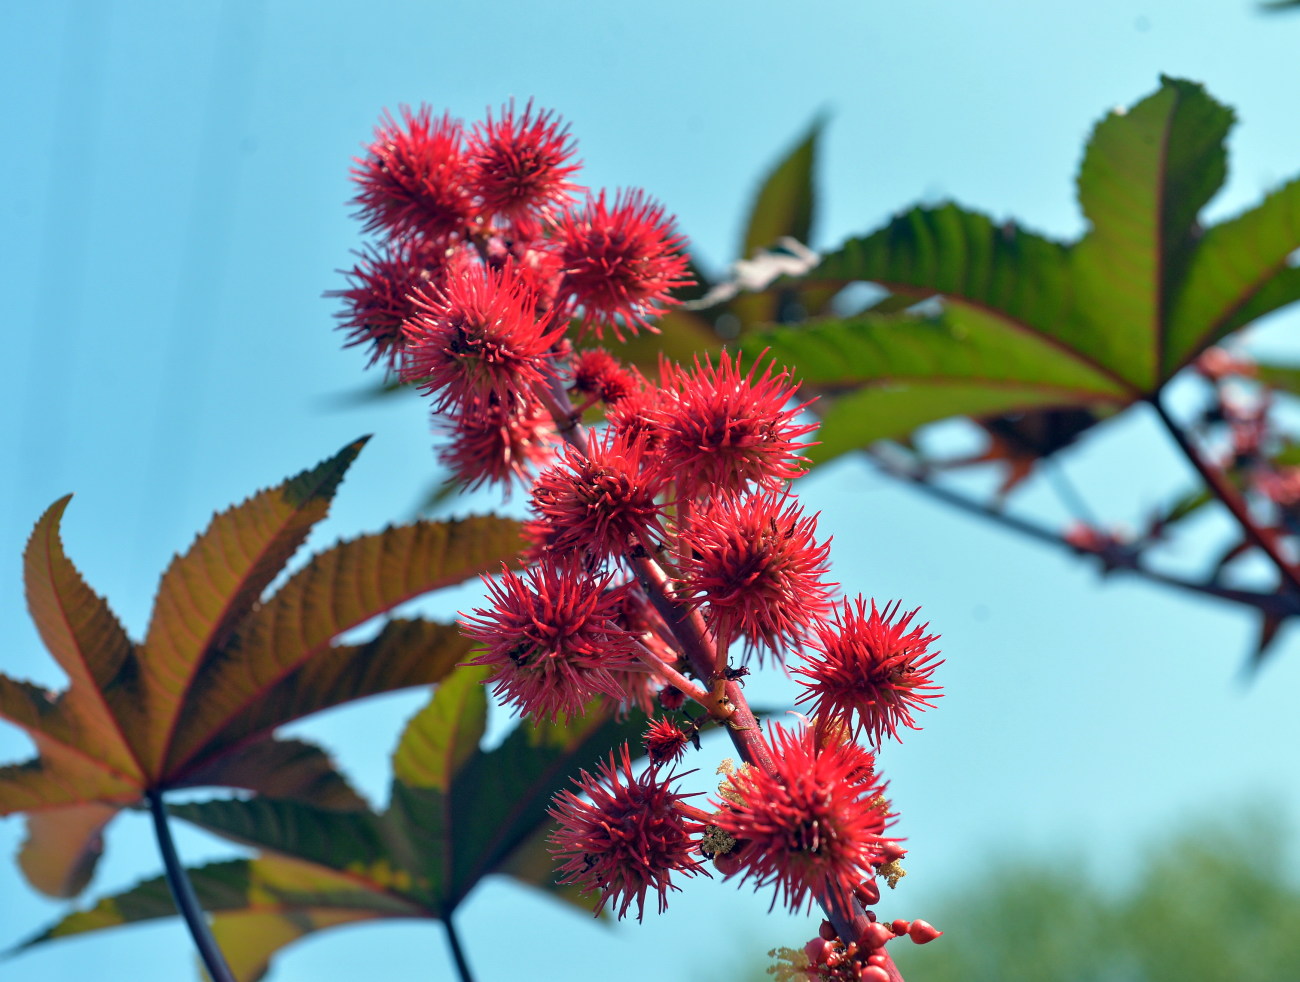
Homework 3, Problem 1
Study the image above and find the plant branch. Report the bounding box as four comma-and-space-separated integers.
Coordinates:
864, 448, 1300, 619
1149, 396, 1300, 599
444, 914, 476, 982
146, 790, 236, 982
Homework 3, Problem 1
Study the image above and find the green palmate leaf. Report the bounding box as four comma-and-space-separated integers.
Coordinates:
0, 440, 525, 897
742, 114, 822, 260
48, 668, 646, 979
1072, 76, 1233, 385
747, 310, 1128, 458
732, 116, 824, 329
1163, 183, 1300, 375
793, 78, 1300, 464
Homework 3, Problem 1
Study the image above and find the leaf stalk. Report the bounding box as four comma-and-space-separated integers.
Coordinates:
146, 789, 236, 982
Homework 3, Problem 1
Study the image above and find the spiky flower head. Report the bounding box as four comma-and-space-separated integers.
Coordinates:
329, 236, 452, 371
525, 429, 668, 563
401, 261, 564, 411
554, 189, 691, 339
569, 348, 639, 405
351, 106, 473, 241
461, 559, 641, 720
711, 724, 894, 915
466, 100, 581, 226
653, 350, 817, 500
643, 716, 691, 765
435, 393, 553, 493
675, 490, 834, 659
549, 744, 707, 920
606, 382, 667, 451
795, 598, 942, 746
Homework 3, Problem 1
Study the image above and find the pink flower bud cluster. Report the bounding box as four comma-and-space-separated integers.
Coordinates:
335, 101, 946, 974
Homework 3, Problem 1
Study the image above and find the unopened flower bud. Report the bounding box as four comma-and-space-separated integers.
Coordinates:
857, 921, 893, 951
908, 919, 942, 944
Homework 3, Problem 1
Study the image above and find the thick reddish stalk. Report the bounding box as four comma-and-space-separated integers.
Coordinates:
1150, 396, 1300, 599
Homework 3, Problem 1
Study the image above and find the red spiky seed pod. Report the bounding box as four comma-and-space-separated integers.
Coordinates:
351, 106, 473, 241
461, 559, 641, 721
554, 189, 692, 339
710, 724, 895, 914
658, 685, 687, 711
330, 236, 451, 370
401, 261, 565, 411
653, 350, 817, 499
795, 598, 943, 746
549, 745, 707, 921
466, 100, 581, 224
675, 490, 834, 660
643, 716, 691, 765
570, 348, 639, 404
435, 393, 553, 493
525, 429, 668, 563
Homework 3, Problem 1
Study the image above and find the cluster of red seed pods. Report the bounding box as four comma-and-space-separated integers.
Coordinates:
337, 99, 943, 978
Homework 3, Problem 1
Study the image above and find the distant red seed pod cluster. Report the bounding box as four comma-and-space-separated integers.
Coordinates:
334, 100, 944, 976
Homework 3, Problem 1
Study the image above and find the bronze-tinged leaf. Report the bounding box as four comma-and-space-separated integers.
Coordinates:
22, 497, 143, 780
5, 440, 515, 898
0, 674, 87, 758
193, 619, 472, 765
0, 750, 137, 816
177, 737, 366, 811
135, 437, 368, 775
16, 802, 117, 898
23, 673, 661, 973
14, 856, 417, 982
164, 516, 523, 774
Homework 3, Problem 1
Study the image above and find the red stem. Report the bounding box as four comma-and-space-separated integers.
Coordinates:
1150, 396, 1300, 598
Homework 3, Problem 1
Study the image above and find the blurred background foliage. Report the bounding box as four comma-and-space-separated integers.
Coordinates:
736, 806, 1300, 982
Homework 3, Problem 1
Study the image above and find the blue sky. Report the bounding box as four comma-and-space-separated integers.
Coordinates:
4, 1, 1300, 979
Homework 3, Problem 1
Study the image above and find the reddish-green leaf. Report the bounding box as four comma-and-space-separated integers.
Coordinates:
13, 856, 415, 982
15, 667, 655, 976
1, 441, 524, 897
23, 497, 143, 780
136, 437, 369, 774
164, 516, 523, 774
194, 618, 473, 762
128, 671, 645, 975
16, 803, 117, 898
